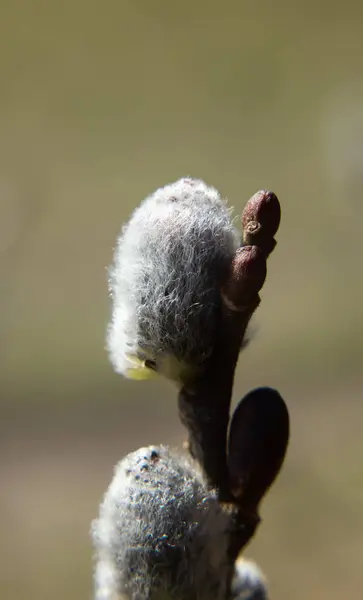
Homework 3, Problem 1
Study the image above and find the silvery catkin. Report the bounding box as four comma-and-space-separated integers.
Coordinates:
107, 177, 241, 383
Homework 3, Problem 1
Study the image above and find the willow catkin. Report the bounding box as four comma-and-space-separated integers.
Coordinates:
107, 177, 240, 383
92, 445, 268, 600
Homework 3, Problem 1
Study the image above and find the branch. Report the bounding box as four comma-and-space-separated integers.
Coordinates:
93, 182, 290, 600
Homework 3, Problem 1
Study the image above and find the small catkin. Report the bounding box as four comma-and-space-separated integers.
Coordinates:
107, 177, 241, 382
92, 446, 268, 600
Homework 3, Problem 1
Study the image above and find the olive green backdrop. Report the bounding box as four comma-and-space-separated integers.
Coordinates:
1, 2, 363, 599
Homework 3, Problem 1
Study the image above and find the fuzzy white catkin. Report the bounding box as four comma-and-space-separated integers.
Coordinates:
107, 177, 241, 382
92, 446, 268, 600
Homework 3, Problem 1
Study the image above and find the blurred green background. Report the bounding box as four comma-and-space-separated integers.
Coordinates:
1, 1, 363, 599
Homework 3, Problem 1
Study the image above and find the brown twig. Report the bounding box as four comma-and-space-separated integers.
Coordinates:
178, 189, 287, 555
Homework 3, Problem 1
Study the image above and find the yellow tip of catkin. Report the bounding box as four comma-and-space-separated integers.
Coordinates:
124, 355, 158, 380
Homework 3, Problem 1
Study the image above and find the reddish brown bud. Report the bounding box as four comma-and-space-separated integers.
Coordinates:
228, 387, 290, 509
221, 246, 267, 311
242, 190, 281, 237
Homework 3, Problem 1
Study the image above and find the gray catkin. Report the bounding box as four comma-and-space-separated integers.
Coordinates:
107, 177, 241, 381
92, 446, 268, 600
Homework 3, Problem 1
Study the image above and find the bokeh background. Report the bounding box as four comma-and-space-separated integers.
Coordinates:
1, 1, 363, 599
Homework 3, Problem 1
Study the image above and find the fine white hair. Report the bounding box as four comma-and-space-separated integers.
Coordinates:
107, 177, 240, 379
91, 446, 268, 600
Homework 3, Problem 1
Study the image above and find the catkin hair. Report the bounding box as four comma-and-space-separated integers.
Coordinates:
92, 446, 232, 600
107, 177, 240, 376
92, 445, 268, 600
